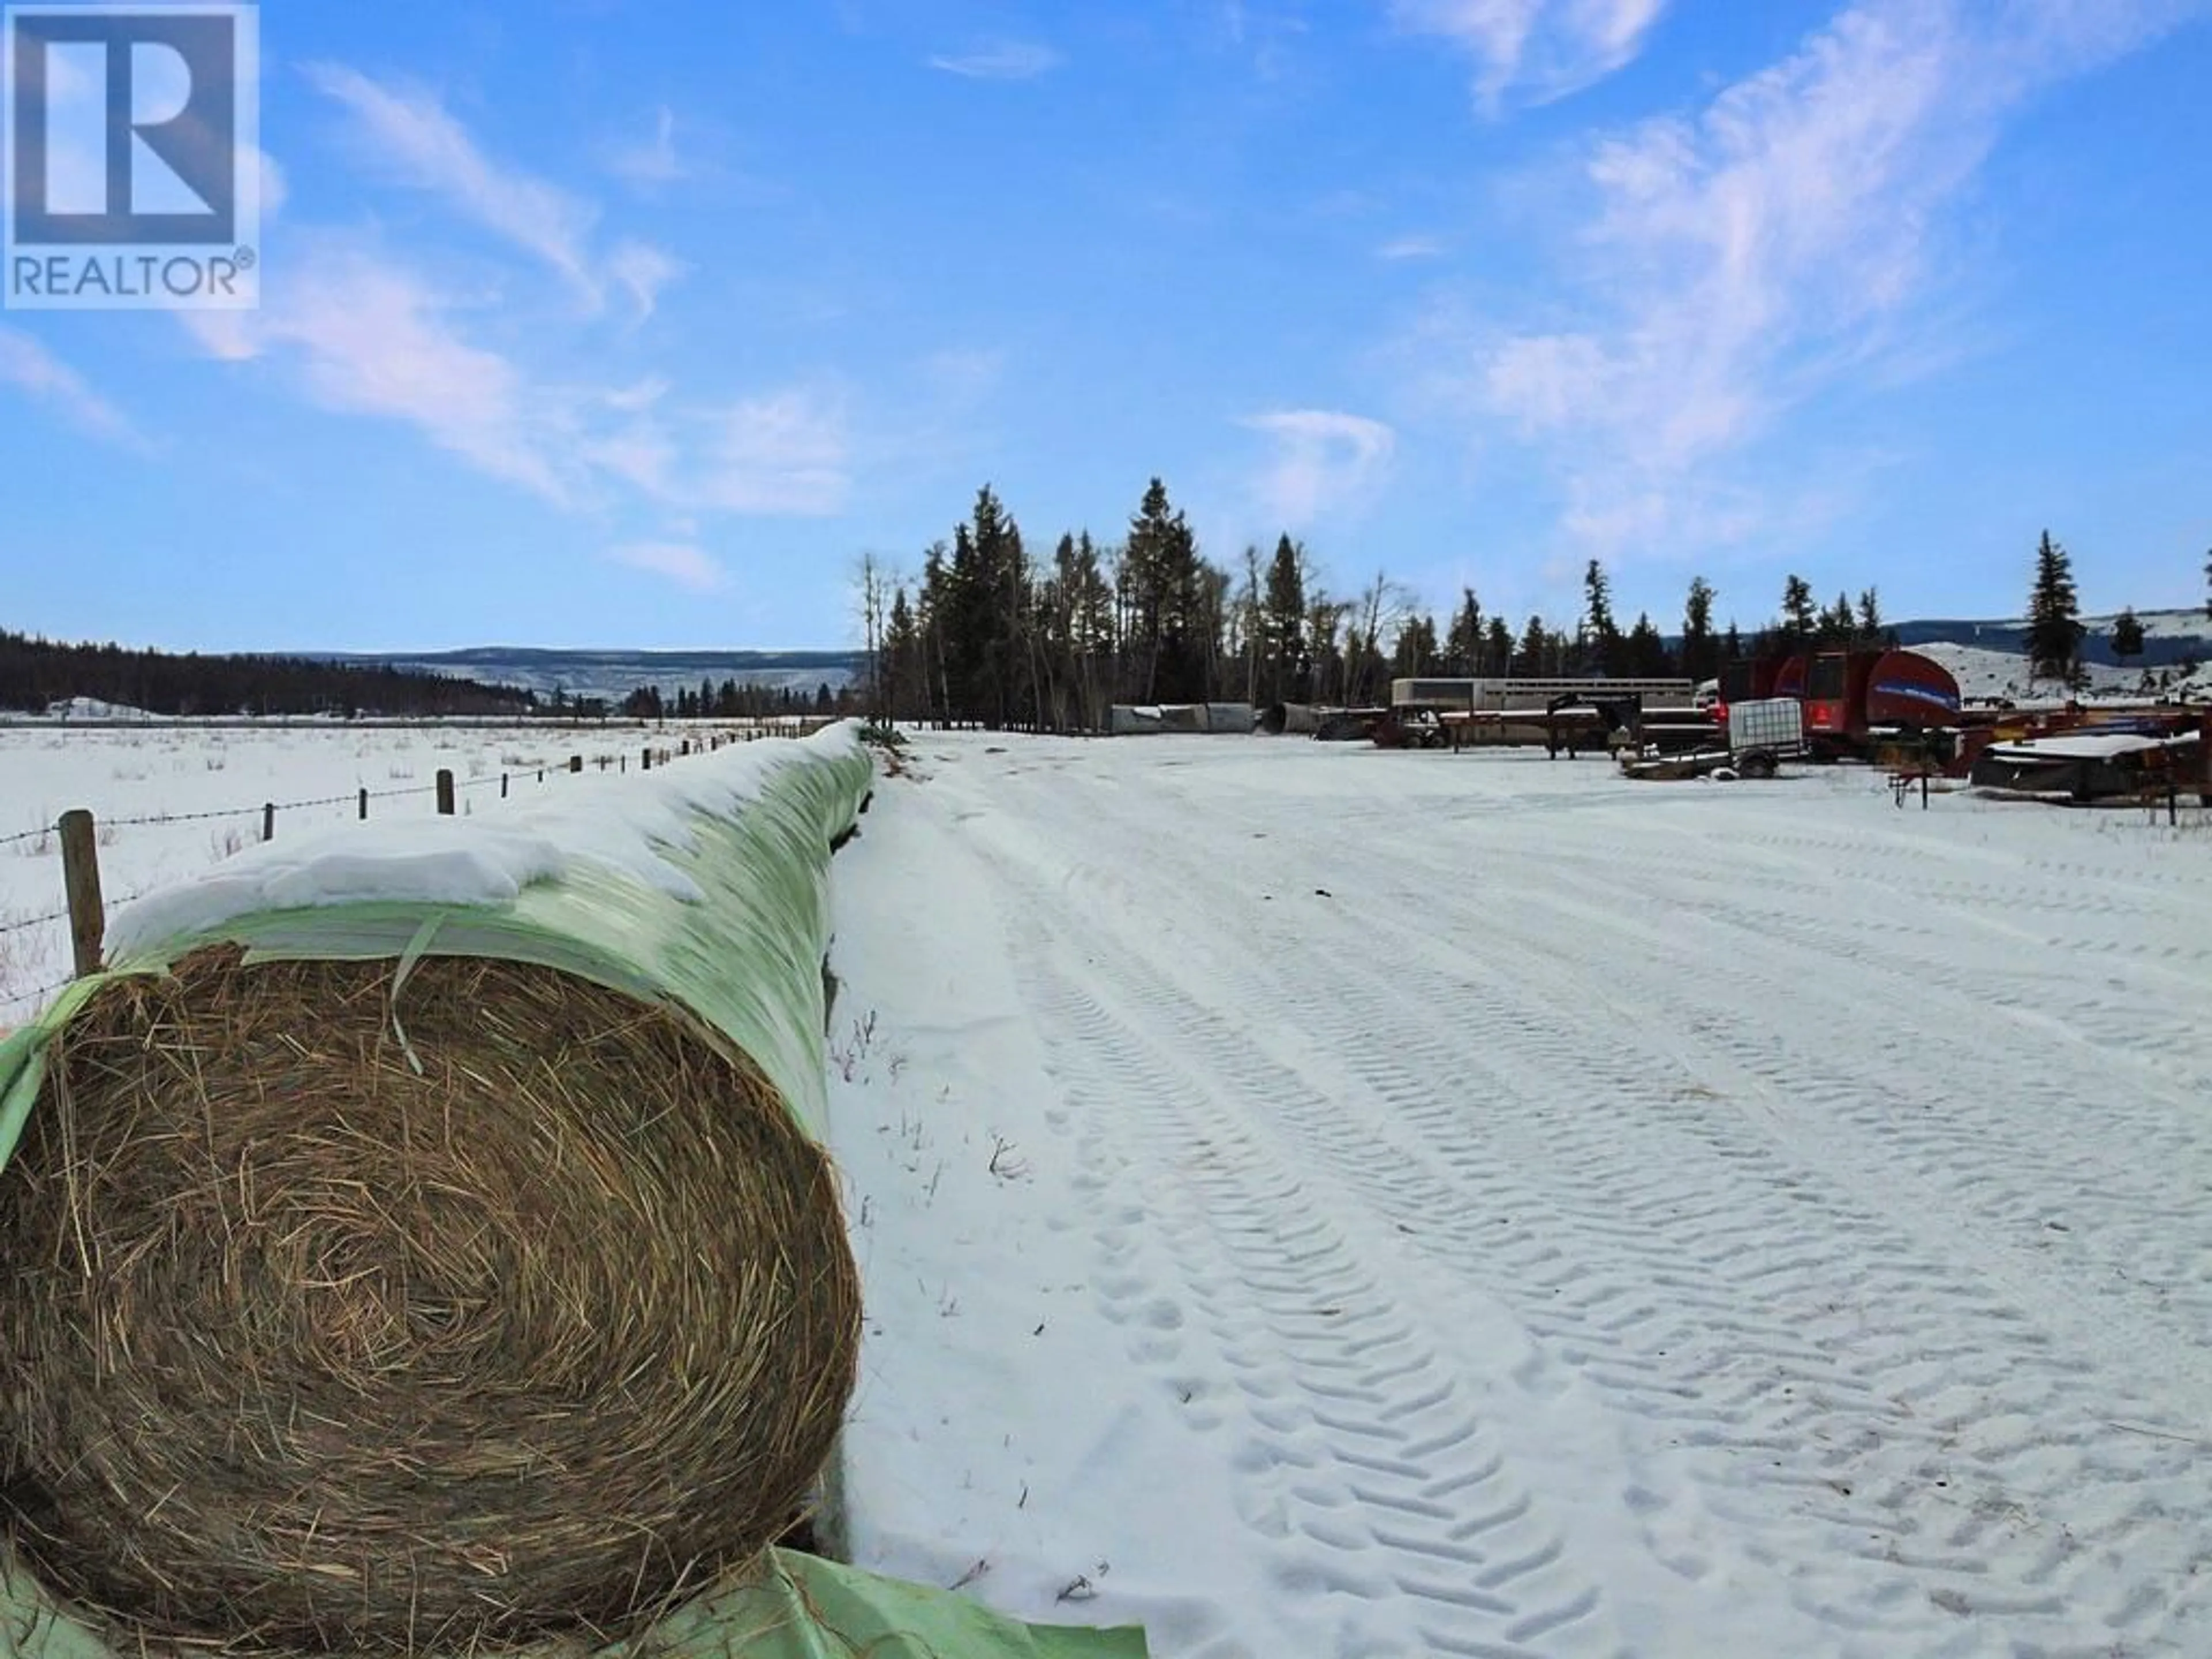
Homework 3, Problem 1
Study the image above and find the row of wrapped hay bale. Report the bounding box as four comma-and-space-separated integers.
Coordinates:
0, 723, 1145, 1659
1105, 704, 1255, 735
1258, 705, 1386, 741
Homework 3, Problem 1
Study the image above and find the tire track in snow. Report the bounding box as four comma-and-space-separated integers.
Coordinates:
990, 883, 1631, 1658
1411, 827, 2212, 1371
964, 759, 2211, 1653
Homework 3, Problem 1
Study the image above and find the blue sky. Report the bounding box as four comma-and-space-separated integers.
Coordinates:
3, 0, 2209, 652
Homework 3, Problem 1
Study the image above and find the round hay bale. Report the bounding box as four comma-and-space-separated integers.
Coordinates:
0, 944, 859, 1654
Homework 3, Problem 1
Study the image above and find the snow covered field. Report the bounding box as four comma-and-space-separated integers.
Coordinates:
6, 721, 2209, 1656
829, 734, 2212, 1658
0, 721, 734, 1023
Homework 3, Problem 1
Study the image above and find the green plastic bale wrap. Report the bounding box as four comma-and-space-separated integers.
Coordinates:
0, 723, 1147, 1659
0, 1551, 1149, 1659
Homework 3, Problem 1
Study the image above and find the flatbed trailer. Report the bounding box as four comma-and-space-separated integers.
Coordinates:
1622, 698, 1806, 781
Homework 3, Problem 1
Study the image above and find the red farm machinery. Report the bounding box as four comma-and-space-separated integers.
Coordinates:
1715, 647, 1964, 766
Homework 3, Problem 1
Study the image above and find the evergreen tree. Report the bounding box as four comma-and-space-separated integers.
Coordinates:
1681, 577, 1718, 682
941, 521, 986, 717
884, 586, 921, 719
2111, 607, 2145, 662
1445, 589, 1483, 676
1855, 586, 1883, 643
1820, 591, 1854, 644
1304, 594, 1346, 704
1121, 478, 1207, 703
916, 541, 952, 723
1483, 616, 1514, 679
1583, 559, 1621, 671
973, 486, 1031, 726
1780, 574, 1817, 644
1516, 613, 1548, 676
1393, 613, 1440, 679
1069, 532, 1115, 726
1625, 612, 1672, 676
1262, 535, 1307, 703
2025, 529, 2085, 686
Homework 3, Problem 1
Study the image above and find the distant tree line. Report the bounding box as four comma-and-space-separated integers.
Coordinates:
0, 627, 546, 718
849, 480, 1925, 730
617, 680, 858, 721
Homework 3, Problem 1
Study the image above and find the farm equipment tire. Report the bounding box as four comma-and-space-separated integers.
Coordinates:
1738, 749, 1778, 780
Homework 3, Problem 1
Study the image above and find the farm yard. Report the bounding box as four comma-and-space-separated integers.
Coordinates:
828, 734, 2212, 1657
7, 0, 2210, 1650
2, 719, 2210, 1657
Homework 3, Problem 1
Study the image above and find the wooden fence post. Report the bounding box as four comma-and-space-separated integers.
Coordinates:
262, 802, 275, 842
436, 770, 456, 815
570, 755, 583, 774
501, 773, 509, 798
641, 747, 652, 772
359, 787, 369, 821
58, 810, 104, 979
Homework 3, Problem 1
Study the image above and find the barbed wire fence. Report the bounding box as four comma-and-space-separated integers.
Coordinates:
0, 721, 835, 1018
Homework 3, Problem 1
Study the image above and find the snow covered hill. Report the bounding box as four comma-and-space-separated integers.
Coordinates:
1909, 641, 2209, 705
1896, 606, 2210, 671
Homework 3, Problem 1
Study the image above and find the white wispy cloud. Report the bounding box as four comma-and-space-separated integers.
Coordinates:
184, 241, 571, 501
602, 377, 671, 414
1391, 0, 1668, 108
0, 328, 146, 448
699, 391, 851, 516
170, 75, 850, 533
1445, 0, 2205, 563
252, 146, 290, 221
605, 106, 688, 187
181, 240, 846, 518
608, 240, 688, 322
579, 388, 851, 516
919, 347, 1006, 404
608, 540, 729, 592
580, 423, 680, 498
928, 40, 1065, 79
305, 63, 597, 294
305, 63, 684, 319
1217, 1, 1310, 79
1243, 409, 1397, 527
1377, 233, 1448, 261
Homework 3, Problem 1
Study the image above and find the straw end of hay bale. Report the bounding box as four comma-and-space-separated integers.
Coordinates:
1, 944, 859, 1655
